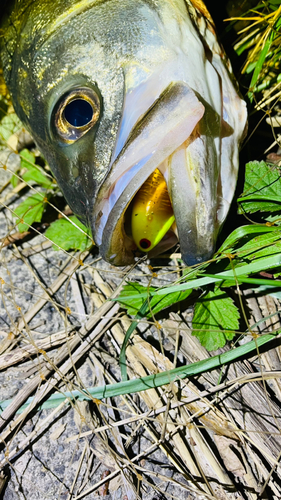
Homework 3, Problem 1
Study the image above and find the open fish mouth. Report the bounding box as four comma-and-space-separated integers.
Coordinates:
114, 166, 178, 263
91, 61, 247, 267
94, 170, 177, 267
91, 81, 223, 266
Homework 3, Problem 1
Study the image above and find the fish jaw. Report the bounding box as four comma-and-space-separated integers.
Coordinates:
92, 93, 221, 267
91, 81, 205, 266
92, 72, 246, 266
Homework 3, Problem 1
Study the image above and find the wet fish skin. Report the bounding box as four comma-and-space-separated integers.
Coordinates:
1, 0, 129, 225
0, 0, 247, 266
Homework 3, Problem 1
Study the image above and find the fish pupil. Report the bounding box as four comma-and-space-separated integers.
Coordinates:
139, 238, 151, 249
64, 99, 93, 127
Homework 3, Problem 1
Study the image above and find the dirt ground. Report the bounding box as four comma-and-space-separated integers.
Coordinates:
1, 136, 281, 500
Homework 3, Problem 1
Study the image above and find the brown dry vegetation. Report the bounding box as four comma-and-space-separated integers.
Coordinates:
2, 3, 281, 498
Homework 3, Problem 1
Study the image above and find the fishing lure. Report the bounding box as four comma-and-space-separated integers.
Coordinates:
131, 169, 175, 253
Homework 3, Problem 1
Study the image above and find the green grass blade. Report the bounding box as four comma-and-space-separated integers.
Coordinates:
238, 195, 281, 203
157, 254, 281, 294
120, 299, 148, 381
217, 225, 279, 254
200, 274, 281, 287
248, 30, 275, 100
1, 332, 278, 415
116, 253, 281, 300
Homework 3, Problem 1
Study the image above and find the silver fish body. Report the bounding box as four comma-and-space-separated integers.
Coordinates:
0, 0, 247, 265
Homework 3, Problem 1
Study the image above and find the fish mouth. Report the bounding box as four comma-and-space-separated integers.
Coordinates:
91, 81, 226, 266
94, 165, 179, 266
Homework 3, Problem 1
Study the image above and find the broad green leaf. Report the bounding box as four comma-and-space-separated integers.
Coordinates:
0, 113, 22, 142
216, 224, 279, 255
22, 167, 53, 189
117, 281, 193, 317
192, 289, 240, 351
20, 149, 35, 169
238, 161, 281, 214
117, 283, 149, 315
10, 173, 19, 188
45, 216, 92, 251
14, 193, 47, 232
20, 149, 52, 189
234, 230, 281, 261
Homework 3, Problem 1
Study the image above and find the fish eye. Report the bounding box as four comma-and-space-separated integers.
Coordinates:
64, 99, 93, 127
54, 87, 100, 142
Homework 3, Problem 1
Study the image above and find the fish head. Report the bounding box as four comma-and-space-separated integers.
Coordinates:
1, 0, 247, 266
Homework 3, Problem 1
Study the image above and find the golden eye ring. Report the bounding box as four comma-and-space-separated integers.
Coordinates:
54, 87, 100, 142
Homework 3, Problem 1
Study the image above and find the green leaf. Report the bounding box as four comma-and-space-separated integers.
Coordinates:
217, 228, 281, 276
238, 161, 281, 214
20, 149, 52, 189
248, 29, 274, 101
117, 281, 193, 317
192, 289, 240, 351
235, 27, 264, 56
14, 193, 47, 232
120, 299, 149, 381
117, 282, 194, 379
117, 283, 147, 315
201, 274, 281, 288
10, 173, 19, 188
0, 113, 22, 142
217, 224, 279, 255
263, 214, 281, 224
234, 230, 281, 261
214, 226, 281, 285
20, 149, 35, 169
118, 282, 193, 381
114, 254, 281, 302
269, 0, 281, 5
45, 216, 92, 251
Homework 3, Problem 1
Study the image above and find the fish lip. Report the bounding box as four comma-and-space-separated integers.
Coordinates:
90, 81, 205, 265
96, 163, 216, 267
89, 66, 247, 267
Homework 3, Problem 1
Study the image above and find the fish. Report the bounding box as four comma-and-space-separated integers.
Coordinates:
0, 0, 247, 266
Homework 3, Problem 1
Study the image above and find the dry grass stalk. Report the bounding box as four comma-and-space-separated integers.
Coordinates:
1, 144, 281, 497
92, 271, 237, 497
0, 330, 75, 370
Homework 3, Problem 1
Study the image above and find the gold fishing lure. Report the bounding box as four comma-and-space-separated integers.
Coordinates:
131, 168, 175, 252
